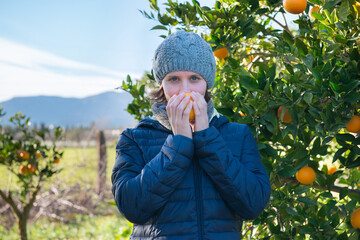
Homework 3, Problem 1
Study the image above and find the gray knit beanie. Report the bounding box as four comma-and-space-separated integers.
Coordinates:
152, 30, 216, 89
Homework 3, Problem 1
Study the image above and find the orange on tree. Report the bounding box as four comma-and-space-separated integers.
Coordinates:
328, 166, 336, 175
27, 164, 36, 173
17, 149, 30, 160
310, 5, 320, 18
346, 115, 360, 133
296, 166, 316, 185
214, 47, 229, 59
19, 164, 29, 175
283, 0, 307, 14
185, 93, 195, 121
36, 150, 42, 158
54, 157, 60, 164
277, 105, 292, 123
351, 208, 360, 229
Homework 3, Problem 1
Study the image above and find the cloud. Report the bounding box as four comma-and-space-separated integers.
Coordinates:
0, 38, 142, 102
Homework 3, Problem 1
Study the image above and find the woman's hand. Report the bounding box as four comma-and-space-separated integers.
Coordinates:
166, 93, 193, 139
191, 92, 209, 132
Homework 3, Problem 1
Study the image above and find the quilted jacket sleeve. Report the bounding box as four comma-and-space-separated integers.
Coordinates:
111, 129, 194, 224
193, 125, 270, 220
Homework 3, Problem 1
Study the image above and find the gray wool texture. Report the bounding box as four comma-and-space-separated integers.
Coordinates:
152, 30, 216, 89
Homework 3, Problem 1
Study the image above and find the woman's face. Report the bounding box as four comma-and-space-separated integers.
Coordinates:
162, 71, 207, 101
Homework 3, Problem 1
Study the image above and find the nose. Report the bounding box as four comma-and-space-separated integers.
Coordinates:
180, 79, 190, 93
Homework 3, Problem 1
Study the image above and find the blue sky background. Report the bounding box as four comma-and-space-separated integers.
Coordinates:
0, 0, 297, 102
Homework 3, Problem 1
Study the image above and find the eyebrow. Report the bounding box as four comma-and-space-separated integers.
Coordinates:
165, 73, 203, 79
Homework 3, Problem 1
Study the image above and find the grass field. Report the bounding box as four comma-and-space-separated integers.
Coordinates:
0, 144, 133, 239
0, 214, 132, 240
0, 145, 117, 190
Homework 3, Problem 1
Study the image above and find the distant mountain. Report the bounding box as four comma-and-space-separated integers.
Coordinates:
0, 91, 137, 129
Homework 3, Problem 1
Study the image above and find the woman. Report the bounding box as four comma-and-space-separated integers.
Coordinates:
112, 30, 271, 240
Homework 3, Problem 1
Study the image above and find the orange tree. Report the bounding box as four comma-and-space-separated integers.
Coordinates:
121, 0, 360, 238
0, 106, 63, 240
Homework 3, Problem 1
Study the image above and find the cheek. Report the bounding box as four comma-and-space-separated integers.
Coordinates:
163, 84, 178, 101
196, 81, 207, 96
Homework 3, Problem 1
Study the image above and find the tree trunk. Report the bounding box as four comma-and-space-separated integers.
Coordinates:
18, 215, 27, 240
96, 130, 107, 198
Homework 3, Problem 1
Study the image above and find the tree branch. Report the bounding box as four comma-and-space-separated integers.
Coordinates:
283, 177, 360, 196
24, 179, 42, 214
281, 12, 288, 30
265, 13, 292, 36
0, 189, 21, 218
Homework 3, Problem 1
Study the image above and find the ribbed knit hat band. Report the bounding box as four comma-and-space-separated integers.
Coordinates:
152, 31, 216, 89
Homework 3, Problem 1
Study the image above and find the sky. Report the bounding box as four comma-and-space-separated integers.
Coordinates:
0, 0, 298, 102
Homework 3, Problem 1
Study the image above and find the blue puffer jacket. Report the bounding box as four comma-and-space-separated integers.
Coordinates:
112, 114, 271, 240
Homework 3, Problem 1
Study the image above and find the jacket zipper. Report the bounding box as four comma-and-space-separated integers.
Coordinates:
193, 160, 204, 240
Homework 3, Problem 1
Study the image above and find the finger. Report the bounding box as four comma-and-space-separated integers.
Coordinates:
168, 93, 185, 119
192, 99, 201, 117
192, 91, 206, 104
166, 96, 177, 119
183, 100, 193, 119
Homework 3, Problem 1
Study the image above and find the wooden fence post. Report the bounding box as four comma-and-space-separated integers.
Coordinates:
96, 130, 107, 198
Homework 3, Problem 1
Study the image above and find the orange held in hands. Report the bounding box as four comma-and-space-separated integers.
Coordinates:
213, 47, 229, 59
296, 166, 316, 185
277, 105, 292, 123
351, 208, 360, 229
346, 115, 360, 133
185, 93, 195, 121
283, 0, 307, 14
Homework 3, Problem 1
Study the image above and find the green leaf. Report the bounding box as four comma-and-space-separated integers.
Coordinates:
299, 226, 315, 234
340, 187, 348, 200
303, 92, 313, 105
295, 39, 308, 55
346, 199, 357, 211
329, 81, 341, 94
139, 84, 145, 96
335, 133, 355, 143
310, 68, 322, 82
294, 185, 310, 194
334, 34, 348, 44
338, 0, 349, 22
347, 157, 360, 169
238, 68, 259, 90
151, 25, 168, 31
278, 166, 297, 178
283, 30, 294, 44
312, 12, 325, 21
319, 192, 333, 198
323, 0, 341, 10
302, 54, 314, 68
286, 207, 298, 216
298, 196, 317, 205
216, 107, 234, 117
333, 148, 346, 162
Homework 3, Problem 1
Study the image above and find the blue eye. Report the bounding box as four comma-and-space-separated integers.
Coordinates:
169, 77, 178, 82
191, 76, 200, 81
